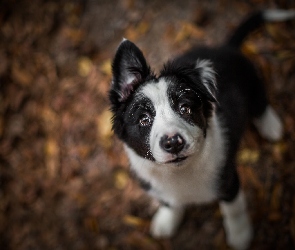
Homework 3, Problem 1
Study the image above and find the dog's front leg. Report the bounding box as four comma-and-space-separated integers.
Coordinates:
150, 204, 184, 238
219, 190, 253, 250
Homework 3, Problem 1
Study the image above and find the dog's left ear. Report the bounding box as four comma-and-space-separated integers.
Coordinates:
195, 59, 217, 102
110, 39, 151, 103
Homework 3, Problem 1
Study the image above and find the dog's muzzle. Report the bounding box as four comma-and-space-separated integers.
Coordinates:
160, 133, 185, 155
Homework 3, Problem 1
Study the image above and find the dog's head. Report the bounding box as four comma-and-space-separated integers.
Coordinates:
109, 40, 217, 165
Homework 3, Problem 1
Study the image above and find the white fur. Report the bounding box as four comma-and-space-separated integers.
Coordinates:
263, 9, 295, 21
150, 205, 184, 238
254, 105, 283, 141
140, 79, 203, 163
219, 190, 253, 250
195, 59, 217, 98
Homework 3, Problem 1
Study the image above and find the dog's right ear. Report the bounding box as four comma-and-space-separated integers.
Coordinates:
110, 39, 151, 104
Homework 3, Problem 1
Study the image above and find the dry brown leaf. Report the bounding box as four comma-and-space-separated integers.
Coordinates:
78, 145, 91, 159
114, 170, 129, 190
84, 217, 99, 233
0, 117, 3, 138
0, 51, 8, 77
124, 231, 160, 250
268, 212, 282, 222
78, 56, 93, 77
272, 142, 288, 162
175, 21, 204, 43
123, 215, 150, 229
11, 62, 33, 87
239, 166, 263, 190
270, 183, 282, 212
63, 26, 84, 45
44, 136, 59, 178
238, 148, 260, 165
122, 0, 136, 10
99, 59, 112, 76
266, 23, 290, 43
97, 109, 113, 149
124, 21, 150, 41
291, 207, 295, 244
74, 193, 87, 208
242, 42, 258, 56
275, 50, 295, 60
42, 107, 59, 132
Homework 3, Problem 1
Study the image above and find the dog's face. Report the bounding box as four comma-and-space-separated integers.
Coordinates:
110, 40, 217, 165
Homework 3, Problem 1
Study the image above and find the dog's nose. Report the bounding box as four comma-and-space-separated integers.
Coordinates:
160, 134, 185, 154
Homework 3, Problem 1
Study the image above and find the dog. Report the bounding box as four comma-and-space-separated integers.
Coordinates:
109, 9, 295, 250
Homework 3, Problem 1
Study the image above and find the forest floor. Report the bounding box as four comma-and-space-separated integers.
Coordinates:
1, 0, 295, 249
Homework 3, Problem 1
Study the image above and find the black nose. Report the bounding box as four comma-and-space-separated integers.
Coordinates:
160, 134, 185, 154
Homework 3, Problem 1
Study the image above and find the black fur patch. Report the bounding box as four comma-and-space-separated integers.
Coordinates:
111, 93, 156, 161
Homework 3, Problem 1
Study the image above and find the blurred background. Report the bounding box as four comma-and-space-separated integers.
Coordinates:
1, 0, 295, 249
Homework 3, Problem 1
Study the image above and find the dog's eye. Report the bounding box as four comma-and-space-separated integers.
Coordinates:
139, 113, 152, 127
179, 104, 191, 115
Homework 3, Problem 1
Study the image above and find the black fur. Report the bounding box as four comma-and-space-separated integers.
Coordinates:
226, 11, 264, 48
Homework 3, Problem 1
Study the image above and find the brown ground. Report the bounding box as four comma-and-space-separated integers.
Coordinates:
1, 0, 295, 249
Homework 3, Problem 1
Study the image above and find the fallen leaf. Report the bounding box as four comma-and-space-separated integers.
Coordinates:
99, 59, 112, 76
84, 217, 99, 233
11, 62, 33, 87
124, 231, 160, 250
238, 165, 263, 190
123, 215, 150, 229
242, 41, 258, 56
97, 109, 114, 149
114, 170, 129, 190
42, 107, 59, 132
0, 117, 3, 137
270, 183, 282, 212
78, 56, 93, 77
124, 21, 150, 41
268, 212, 282, 222
272, 142, 288, 162
175, 21, 204, 43
44, 136, 59, 178
238, 148, 260, 165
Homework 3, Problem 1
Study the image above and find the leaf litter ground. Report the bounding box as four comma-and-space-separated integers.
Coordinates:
1, 0, 295, 249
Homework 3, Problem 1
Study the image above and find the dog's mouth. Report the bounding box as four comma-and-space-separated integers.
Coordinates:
166, 156, 188, 164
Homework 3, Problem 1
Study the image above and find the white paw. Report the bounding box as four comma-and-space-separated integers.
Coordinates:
225, 214, 253, 250
254, 106, 283, 141
220, 191, 253, 250
150, 206, 183, 238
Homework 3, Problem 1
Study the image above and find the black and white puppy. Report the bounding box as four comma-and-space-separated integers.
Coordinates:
109, 10, 295, 250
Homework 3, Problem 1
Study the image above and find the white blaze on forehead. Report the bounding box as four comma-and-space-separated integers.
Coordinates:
140, 79, 178, 133
140, 79, 169, 108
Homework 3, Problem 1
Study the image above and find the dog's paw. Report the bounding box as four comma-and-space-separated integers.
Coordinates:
254, 106, 283, 141
150, 206, 183, 238
220, 191, 253, 250
225, 214, 253, 250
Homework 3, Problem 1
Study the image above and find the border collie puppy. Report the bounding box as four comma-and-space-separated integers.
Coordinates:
109, 10, 295, 250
